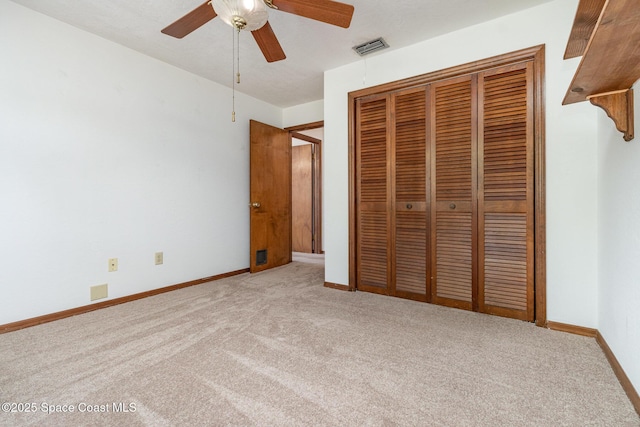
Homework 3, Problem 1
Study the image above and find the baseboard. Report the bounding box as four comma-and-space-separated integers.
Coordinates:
546, 321, 597, 337
547, 321, 639, 417
596, 331, 640, 416
324, 282, 351, 291
0, 268, 249, 335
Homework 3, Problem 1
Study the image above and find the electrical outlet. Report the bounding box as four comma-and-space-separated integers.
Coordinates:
155, 252, 163, 265
108, 258, 118, 272
90, 284, 108, 301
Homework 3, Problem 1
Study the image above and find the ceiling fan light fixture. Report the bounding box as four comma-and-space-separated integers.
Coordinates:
211, 0, 269, 31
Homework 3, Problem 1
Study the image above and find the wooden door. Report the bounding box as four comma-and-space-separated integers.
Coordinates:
477, 63, 535, 321
356, 89, 429, 298
393, 88, 429, 300
249, 120, 291, 273
350, 46, 544, 323
355, 95, 390, 295
430, 75, 478, 311
292, 144, 313, 253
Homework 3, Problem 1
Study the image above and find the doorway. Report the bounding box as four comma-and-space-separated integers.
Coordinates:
287, 122, 324, 258
249, 120, 324, 273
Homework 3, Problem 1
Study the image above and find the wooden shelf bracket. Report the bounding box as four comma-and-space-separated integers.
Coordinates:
588, 89, 634, 142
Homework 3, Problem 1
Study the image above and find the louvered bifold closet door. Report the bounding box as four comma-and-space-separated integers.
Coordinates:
393, 88, 428, 300
478, 63, 534, 321
430, 76, 477, 310
356, 95, 391, 295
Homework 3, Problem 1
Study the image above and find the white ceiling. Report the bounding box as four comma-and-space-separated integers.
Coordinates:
9, 0, 554, 108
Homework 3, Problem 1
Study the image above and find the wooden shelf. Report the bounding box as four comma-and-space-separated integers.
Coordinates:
563, 0, 640, 141
563, 0, 606, 60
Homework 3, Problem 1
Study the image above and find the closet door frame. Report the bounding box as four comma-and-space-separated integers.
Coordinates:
348, 45, 547, 326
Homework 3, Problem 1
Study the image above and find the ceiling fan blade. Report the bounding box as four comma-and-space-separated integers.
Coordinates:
252, 22, 286, 63
161, 1, 217, 38
272, 0, 354, 28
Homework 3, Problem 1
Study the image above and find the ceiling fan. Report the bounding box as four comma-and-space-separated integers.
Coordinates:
161, 0, 355, 63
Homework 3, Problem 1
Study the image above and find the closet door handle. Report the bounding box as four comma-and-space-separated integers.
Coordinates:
449, 203, 456, 210
406, 204, 413, 210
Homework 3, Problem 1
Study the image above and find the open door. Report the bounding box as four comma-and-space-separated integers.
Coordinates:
249, 120, 291, 273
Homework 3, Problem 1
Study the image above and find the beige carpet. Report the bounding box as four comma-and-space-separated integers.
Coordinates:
292, 252, 325, 265
1, 262, 638, 426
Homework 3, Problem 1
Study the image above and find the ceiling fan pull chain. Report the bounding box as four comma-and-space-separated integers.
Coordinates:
237, 27, 241, 84
232, 25, 236, 122
231, 26, 242, 122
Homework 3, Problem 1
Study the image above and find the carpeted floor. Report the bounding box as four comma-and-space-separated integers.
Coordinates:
292, 252, 325, 265
1, 261, 638, 426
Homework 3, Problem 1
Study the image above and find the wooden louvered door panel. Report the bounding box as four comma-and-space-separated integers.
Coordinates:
393, 88, 428, 300
478, 63, 534, 321
356, 95, 391, 295
430, 76, 477, 311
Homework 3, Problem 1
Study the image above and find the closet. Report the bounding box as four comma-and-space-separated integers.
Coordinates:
350, 47, 543, 322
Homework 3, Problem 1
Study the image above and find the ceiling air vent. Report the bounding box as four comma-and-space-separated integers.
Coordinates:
353, 37, 389, 56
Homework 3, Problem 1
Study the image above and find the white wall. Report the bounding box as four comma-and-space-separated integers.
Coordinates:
0, 0, 282, 325
323, 0, 600, 327
598, 80, 640, 394
283, 100, 324, 128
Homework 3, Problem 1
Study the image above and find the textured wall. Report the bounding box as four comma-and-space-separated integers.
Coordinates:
0, 0, 282, 324
598, 79, 640, 397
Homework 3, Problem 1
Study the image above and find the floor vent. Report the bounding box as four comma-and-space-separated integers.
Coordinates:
353, 37, 389, 56
256, 249, 267, 266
